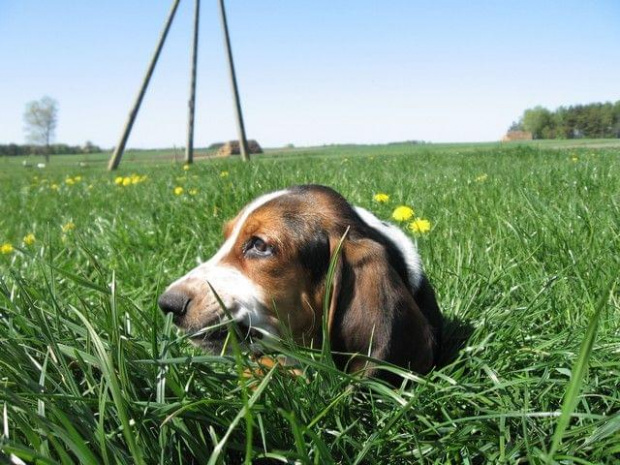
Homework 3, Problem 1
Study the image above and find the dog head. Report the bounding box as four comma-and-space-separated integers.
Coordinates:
158, 185, 441, 378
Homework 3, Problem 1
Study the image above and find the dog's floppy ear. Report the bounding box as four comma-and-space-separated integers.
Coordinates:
326, 235, 436, 383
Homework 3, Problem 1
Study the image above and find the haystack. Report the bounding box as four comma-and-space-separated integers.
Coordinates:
502, 130, 533, 142
216, 140, 263, 157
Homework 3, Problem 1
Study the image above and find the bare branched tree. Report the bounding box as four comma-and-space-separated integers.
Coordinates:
24, 96, 58, 162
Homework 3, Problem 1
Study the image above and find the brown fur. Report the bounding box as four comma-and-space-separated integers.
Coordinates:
160, 185, 442, 383
223, 186, 441, 378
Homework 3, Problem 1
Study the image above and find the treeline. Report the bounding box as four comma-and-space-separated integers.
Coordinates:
0, 142, 103, 157
386, 140, 427, 146
510, 101, 620, 139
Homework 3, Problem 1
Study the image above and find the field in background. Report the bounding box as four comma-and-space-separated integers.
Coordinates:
2, 137, 620, 174
1, 142, 619, 463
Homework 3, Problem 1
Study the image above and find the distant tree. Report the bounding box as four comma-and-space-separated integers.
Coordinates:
23, 96, 58, 162
580, 104, 599, 137
598, 102, 614, 137
613, 101, 620, 137
507, 120, 524, 132
522, 106, 554, 139
553, 106, 570, 138
82, 140, 102, 154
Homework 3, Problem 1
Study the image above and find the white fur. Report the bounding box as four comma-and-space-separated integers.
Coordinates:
168, 190, 289, 336
186, 264, 279, 337
353, 206, 423, 291
208, 190, 289, 265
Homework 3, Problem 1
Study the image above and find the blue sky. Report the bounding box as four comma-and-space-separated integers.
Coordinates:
1, 1, 619, 148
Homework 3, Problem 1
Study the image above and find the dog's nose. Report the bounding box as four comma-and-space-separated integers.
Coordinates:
158, 290, 192, 316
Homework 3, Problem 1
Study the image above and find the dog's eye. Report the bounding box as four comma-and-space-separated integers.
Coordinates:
245, 237, 273, 257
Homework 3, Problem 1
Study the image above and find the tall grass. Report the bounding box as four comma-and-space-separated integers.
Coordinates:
1, 144, 618, 463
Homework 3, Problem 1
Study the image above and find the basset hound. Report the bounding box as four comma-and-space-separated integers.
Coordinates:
158, 185, 442, 383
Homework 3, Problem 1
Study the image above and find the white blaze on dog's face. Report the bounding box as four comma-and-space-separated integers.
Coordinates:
158, 188, 335, 351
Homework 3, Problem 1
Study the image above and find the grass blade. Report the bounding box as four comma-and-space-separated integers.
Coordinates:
321, 227, 349, 361
207, 364, 277, 465
70, 306, 144, 465
546, 280, 613, 462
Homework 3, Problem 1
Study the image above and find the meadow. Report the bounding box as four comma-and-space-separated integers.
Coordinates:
0, 142, 618, 463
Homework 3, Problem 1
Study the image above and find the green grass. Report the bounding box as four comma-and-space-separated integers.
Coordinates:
1, 143, 619, 463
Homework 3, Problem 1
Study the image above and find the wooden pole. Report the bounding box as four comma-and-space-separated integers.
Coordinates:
108, 0, 181, 171
218, 0, 250, 162
185, 0, 200, 164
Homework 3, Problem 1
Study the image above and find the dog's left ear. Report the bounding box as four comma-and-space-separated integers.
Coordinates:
327, 235, 437, 382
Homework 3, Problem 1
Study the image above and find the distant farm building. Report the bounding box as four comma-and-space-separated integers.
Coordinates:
216, 140, 263, 157
502, 130, 533, 142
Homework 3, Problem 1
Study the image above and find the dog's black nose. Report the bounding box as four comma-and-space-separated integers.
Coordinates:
158, 290, 191, 316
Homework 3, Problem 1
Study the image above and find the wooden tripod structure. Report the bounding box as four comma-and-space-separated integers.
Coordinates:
107, 0, 250, 170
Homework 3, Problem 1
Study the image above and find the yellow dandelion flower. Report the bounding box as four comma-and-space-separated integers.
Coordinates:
392, 206, 414, 222
183, 164, 190, 171
65, 177, 75, 185
475, 174, 488, 182
373, 193, 390, 203
189, 188, 198, 196
130, 174, 142, 184
174, 187, 184, 196
571, 156, 578, 162
122, 177, 131, 186
114, 176, 124, 185
23, 233, 36, 246
62, 222, 76, 232
50, 184, 59, 191
409, 218, 431, 234
1, 243, 14, 255
220, 171, 229, 178
74, 175, 82, 182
